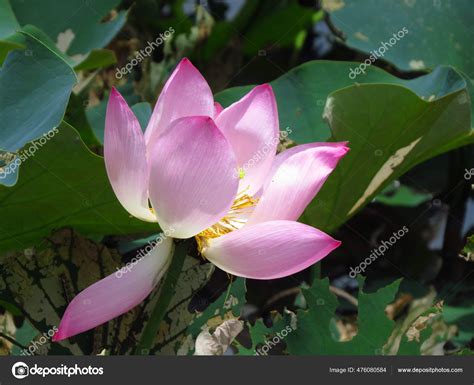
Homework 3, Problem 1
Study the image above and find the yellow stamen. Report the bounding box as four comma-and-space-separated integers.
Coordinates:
195, 189, 258, 254
148, 199, 155, 214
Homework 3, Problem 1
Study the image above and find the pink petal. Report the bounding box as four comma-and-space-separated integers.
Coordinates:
53, 236, 173, 341
214, 102, 224, 118
148, 116, 239, 239
215, 84, 279, 195
144, 58, 214, 147
104, 88, 156, 222
203, 220, 341, 279
247, 142, 349, 225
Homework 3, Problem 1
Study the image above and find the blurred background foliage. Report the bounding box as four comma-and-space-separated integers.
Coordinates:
0, 0, 473, 356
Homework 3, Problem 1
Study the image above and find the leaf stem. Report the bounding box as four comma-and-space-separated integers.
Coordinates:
309, 262, 321, 284
134, 238, 190, 355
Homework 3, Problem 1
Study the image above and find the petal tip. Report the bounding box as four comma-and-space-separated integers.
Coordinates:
109, 87, 122, 101
328, 142, 350, 159
108, 87, 127, 107
253, 83, 274, 95
52, 329, 65, 342
178, 115, 214, 126
333, 239, 342, 249
177, 57, 197, 72
340, 145, 350, 156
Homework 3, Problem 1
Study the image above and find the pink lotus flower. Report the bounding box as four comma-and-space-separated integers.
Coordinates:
53, 58, 348, 341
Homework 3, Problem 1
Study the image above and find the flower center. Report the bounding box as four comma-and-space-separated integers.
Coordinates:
195, 189, 258, 254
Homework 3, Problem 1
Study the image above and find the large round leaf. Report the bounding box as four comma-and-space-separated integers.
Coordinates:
0, 32, 76, 153
328, 0, 473, 78
216, 61, 468, 143
302, 83, 472, 232
10, 0, 126, 55
0, 122, 156, 254
327, 0, 474, 126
